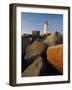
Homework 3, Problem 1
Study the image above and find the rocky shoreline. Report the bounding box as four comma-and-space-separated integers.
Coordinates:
22, 31, 63, 77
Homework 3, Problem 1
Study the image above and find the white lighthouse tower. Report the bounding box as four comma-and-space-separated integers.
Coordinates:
44, 20, 48, 34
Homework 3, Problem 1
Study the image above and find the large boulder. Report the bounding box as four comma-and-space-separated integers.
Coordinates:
46, 44, 63, 73
44, 31, 63, 47
22, 56, 44, 77
24, 40, 46, 60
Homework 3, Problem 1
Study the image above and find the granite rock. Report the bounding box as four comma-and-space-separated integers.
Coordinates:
46, 44, 63, 73
44, 31, 63, 47
24, 40, 46, 60
22, 56, 44, 77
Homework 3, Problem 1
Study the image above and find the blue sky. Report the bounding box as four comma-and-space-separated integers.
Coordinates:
21, 12, 63, 34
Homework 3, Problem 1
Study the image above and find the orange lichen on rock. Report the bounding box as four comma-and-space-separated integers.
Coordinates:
46, 44, 63, 73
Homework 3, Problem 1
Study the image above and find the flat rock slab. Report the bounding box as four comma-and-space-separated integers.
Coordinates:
46, 44, 63, 73
22, 56, 44, 77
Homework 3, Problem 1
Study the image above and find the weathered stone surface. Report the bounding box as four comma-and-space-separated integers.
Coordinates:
46, 44, 63, 73
22, 34, 32, 55
22, 56, 44, 77
24, 40, 46, 60
22, 31, 63, 76
44, 31, 63, 47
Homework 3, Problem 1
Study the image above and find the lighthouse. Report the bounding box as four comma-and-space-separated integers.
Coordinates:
44, 20, 48, 34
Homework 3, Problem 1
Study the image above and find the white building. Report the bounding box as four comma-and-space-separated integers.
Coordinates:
44, 20, 48, 34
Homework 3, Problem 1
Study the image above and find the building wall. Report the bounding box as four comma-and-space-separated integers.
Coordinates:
32, 31, 40, 36
32, 31, 40, 41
